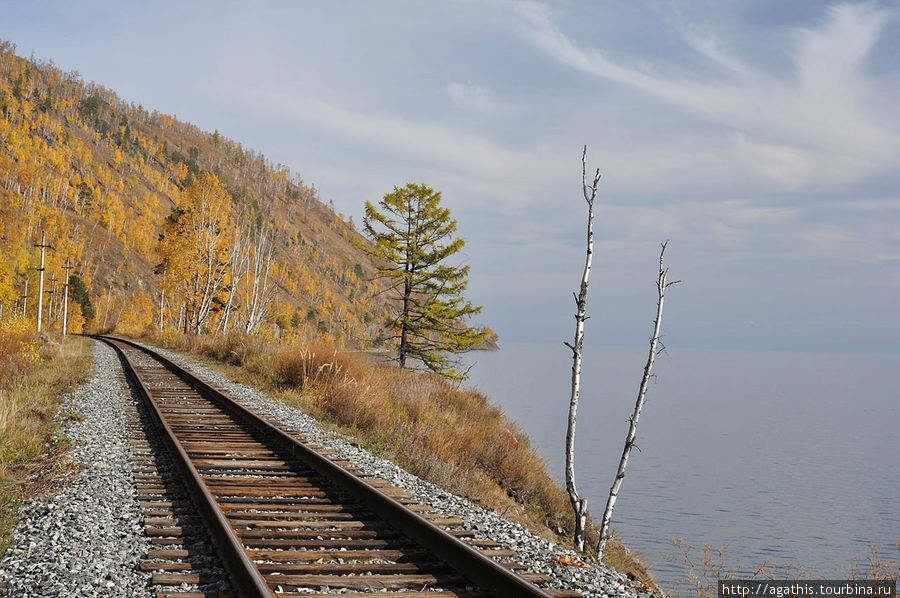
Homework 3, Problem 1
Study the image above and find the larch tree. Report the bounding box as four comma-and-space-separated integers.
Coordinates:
358, 182, 486, 380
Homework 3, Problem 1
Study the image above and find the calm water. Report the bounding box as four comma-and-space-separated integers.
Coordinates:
461, 343, 899, 591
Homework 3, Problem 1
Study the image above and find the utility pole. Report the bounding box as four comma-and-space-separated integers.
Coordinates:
62, 257, 74, 336
46, 272, 56, 327
21, 277, 28, 316
33, 232, 54, 333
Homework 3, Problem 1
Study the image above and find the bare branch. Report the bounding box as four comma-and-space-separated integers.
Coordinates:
566, 146, 600, 551
597, 241, 676, 558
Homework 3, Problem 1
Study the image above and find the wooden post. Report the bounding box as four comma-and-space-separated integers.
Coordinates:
33, 233, 54, 333
62, 257, 74, 336
21, 277, 28, 316
46, 272, 56, 326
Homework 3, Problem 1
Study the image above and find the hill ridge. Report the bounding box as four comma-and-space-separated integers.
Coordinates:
0, 38, 388, 344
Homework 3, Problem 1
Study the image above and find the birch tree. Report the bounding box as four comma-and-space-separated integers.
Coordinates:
215, 216, 247, 334
187, 175, 234, 333
242, 224, 275, 334
564, 146, 600, 551
597, 241, 678, 557
155, 173, 233, 333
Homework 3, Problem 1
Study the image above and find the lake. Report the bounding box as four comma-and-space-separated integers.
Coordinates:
461, 343, 899, 591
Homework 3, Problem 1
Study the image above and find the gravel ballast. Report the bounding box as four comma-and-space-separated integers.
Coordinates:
141, 342, 662, 598
0, 341, 152, 598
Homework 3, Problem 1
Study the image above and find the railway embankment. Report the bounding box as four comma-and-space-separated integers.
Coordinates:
0, 336, 663, 597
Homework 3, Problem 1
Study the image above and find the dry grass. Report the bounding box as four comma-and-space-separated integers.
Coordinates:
139, 330, 657, 588
663, 536, 900, 598
0, 316, 93, 556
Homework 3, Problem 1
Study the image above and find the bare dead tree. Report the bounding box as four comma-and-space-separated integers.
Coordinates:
596, 241, 678, 558
564, 146, 600, 551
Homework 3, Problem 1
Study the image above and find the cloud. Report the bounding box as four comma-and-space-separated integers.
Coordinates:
682, 33, 756, 81
510, 1, 899, 187
592, 195, 900, 266
447, 81, 499, 111
254, 92, 571, 204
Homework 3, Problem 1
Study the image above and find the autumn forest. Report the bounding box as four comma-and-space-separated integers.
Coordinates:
0, 39, 390, 344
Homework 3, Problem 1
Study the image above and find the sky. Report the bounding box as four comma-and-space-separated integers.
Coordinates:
3, 1, 899, 353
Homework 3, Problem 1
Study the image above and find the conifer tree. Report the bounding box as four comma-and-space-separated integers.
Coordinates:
359, 183, 486, 380
68, 274, 94, 322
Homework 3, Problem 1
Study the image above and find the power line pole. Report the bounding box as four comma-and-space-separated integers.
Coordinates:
21, 277, 28, 317
33, 232, 54, 333
46, 272, 56, 326
62, 257, 75, 336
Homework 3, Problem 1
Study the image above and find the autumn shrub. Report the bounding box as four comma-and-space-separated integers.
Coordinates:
195, 331, 270, 368
272, 344, 352, 389
0, 314, 40, 385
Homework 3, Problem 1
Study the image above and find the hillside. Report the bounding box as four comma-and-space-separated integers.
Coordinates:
0, 39, 389, 344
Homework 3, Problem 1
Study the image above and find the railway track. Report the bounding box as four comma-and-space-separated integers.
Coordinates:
100, 336, 580, 598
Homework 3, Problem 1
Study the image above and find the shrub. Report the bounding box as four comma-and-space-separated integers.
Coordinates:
0, 314, 39, 387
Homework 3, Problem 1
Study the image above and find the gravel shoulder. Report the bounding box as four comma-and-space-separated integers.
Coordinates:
0, 341, 152, 598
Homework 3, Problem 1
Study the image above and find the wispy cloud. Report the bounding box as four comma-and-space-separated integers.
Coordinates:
511, 2, 898, 187
589, 196, 900, 265
255, 92, 569, 204
447, 81, 500, 112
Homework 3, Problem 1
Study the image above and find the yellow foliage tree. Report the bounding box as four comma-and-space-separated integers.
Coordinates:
66, 301, 85, 334
156, 173, 234, 333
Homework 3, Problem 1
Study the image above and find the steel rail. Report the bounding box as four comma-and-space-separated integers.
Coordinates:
101, 335, 556, 598
100, 336, 273, 598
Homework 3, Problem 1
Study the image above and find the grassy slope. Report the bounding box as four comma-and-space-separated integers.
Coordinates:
0, 320, 92, 556
140, 331, 657, 588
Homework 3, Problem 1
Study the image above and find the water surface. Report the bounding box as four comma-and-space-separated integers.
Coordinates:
462, 343, 899, 591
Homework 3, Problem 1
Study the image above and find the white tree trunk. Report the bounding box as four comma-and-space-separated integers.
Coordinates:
565, 146, 601, 551
62, 258, 73, 336
35, 233, 48, 332
217, 219, 248, 335
597, 242, 678, 557
190, 197, 231, 334
243, 226, 275, 334
62, 281, 68, 335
